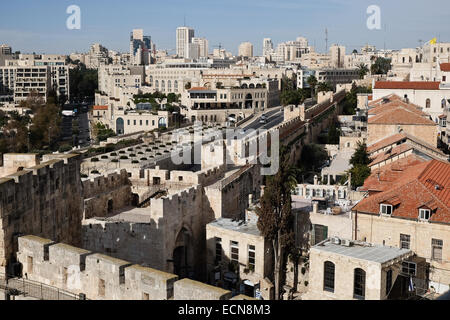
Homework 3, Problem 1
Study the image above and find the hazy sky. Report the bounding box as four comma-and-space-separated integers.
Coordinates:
1, 0, 450, 55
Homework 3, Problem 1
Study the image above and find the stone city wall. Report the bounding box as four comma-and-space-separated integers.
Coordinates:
17, 235, 241, 300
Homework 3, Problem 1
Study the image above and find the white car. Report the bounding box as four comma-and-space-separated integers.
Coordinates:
259, 118, 267, 124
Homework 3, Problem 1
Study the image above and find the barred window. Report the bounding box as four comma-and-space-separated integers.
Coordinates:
230, 241, 239, 263
248, 245, 256, 270
400, 234, 411, 249
402, 261, 416, 276
353, 268, 366, 299
323, 261, 335, 292
215, 237, 222, 263
432, 239, 443, 262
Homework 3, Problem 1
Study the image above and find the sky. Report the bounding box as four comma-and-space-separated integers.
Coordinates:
1, 0, 450, 56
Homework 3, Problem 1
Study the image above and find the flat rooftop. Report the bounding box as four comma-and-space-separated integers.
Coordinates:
208, 218, 261, 236
312, 239, 412, 264
89, 206, 152, 223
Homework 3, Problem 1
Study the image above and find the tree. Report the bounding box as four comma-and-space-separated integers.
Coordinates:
317, 82, 333, 93
371, 57, 392, 75
348, 141, 372, 189
256, 147, 298, 300
357, 63, 369, 79
307, 75, 318, 98
327, 122, 340, 144
352, 49, 358, 54
350, 141, 371, 167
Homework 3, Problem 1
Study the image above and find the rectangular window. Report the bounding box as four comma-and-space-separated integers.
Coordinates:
127, 120, 130, 125
432, 239, 443, 262
99, 279, 106, 296
400, 234, 411, 249
401, 261, 416, 276
134, 120, 136, 125
419, 208, 431, 221
380, 204, 393, 215
312, 224, 328, 245
63, 267, 68, 285
215, 237, 222, 263
140, 120, 143, 126
27, 256, 33, 274
230, 241, 239, 263
248, 245, 256, 270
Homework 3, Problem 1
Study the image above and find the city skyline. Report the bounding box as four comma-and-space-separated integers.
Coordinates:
1, 0, 450, 56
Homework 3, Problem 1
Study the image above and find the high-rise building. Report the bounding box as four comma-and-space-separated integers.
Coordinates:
273, 36, 309, 62
192, 37, 209, 58
263, 38, 273, 57
176, 27, 195, 58
330, 44, 346, 68
130, 29, 152, 65
238, 42, 253, 58
0, 44, 12, 55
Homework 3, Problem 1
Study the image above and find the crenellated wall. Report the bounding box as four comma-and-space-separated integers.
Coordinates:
0, 154, 83, 273
82, 170, 133, 219
16, 235, 240, 300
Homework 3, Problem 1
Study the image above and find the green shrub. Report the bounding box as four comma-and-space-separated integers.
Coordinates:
58, 144, 72, 153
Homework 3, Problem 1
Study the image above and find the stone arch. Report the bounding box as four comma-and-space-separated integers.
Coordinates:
172, 227, 194, 279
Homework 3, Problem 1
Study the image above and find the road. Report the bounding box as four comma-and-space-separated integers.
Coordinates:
60, 111, 90, 148
242, 107, 284, 131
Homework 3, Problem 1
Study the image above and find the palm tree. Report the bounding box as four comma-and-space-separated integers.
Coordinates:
307, 75, 318, 98
317, 82, 333, 93
357, 63, 369, 79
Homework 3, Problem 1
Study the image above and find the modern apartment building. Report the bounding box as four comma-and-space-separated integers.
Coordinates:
238, 42, 254, 58
192, 38, 209, 58
176, 27, 195, 58
130, 29, 152, 65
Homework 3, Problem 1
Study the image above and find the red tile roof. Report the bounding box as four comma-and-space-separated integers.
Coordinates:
374, 81, 441, 90
367, 133, 407, 154
440, 63, 450, 72
368, 99, 425, 116
369, 94, 402, 106
93, 105, 108, 110
361, 155, 428, 193
369, 143, 413, 167
368, 107, 436, 125
354, 160, 450, 223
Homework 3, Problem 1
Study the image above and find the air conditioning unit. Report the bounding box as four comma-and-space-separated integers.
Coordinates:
332, 237, 341, 245
341, 239, 353, 247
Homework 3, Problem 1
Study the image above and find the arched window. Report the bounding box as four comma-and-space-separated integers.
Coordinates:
174, 80, 178, 92
168, 80, 172, 92
426, 98, 431, 108
354, 268, 366, 299
155, 80, 159, 90
323, 261, 335, 292
149, 75, 153, 84
161, 80, 165, 92
441, 99, 446, 108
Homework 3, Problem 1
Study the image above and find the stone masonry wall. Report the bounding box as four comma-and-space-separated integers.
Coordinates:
17, 235, 239, 300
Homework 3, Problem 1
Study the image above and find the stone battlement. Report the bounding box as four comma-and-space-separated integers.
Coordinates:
17, 235, 238, 300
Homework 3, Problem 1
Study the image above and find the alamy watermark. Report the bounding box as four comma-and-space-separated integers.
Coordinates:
66, 5, 81, 30
366, 5, 381, 30
169, 123, 280, 176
